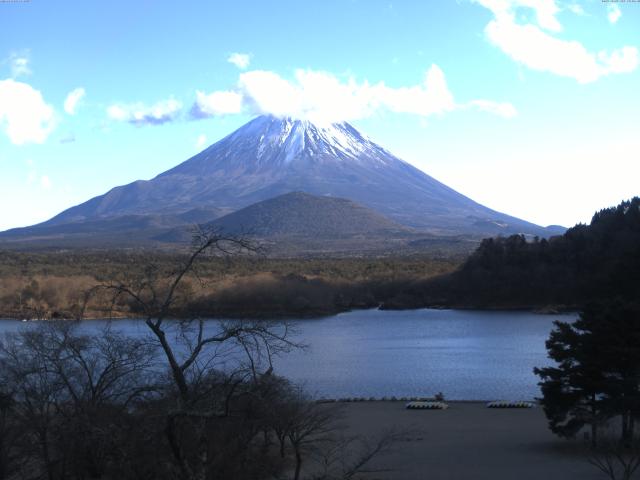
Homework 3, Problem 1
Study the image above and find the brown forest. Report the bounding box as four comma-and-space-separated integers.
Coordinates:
0, 251, 460, 320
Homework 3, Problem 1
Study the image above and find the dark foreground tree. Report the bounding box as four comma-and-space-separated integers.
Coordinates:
0, 321, 399, 480
86, 227, 400, 480
0, 321, 157, 480
587, 428, 640, 480
535, 301, 640, 447
0, 389, 19, 480
88, 227, 301, 479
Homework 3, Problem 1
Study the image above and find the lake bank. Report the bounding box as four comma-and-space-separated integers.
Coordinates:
336, 401, 599, 479
0, 249, 580, 321
0, 251, 461, 321
0, 301, 576, 322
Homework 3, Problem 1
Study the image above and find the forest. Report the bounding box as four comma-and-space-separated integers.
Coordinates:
383, 197, 640, 310
0, 250, 460, 320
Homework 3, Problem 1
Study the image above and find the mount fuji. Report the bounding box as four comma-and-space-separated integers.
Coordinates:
0, 115, 563, 249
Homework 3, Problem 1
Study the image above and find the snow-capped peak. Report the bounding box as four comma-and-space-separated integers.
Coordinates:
225, 115, 391, 167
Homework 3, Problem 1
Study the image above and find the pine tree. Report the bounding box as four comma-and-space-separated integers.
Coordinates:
535, 301, 640, 446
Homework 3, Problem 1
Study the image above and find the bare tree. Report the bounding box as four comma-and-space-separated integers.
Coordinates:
93, 227, 296, 398
286, 397, 339, 480
86, 226, 300, 480
587, 426, 640, 480
0, 321, 157, 480
0, 226, 400, 480
309, 430, 402, 480
267, 387, 402, 480
0, 389, 20, 480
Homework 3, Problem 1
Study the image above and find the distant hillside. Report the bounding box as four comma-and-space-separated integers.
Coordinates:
382, 197, 640, 309
153, 192, 445, 257
0, 207, 224, 249
210, 192, 410, 237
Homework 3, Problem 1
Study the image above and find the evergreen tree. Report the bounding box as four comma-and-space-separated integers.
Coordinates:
535, 301, 640, 446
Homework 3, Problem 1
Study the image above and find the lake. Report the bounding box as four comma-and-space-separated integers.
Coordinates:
0, 308, 575, 401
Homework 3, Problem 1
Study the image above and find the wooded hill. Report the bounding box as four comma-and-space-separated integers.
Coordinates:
384, 197, 640, 310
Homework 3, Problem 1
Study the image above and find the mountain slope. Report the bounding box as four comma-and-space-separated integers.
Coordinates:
31, 115, 559, 237
208, 192, 410, 237
0, 115, 564, 251
154, 192, 423, 255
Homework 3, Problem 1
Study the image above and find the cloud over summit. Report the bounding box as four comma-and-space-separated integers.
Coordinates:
192, 65, 517, 124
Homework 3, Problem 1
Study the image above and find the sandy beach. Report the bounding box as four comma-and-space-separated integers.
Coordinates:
336, 401, 601, 480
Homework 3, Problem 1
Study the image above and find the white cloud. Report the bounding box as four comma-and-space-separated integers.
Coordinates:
474, 0, 638, 83
64, 87, 85, 115
107, 98, 182, 125
40, 175, 52, 189
24, 159, 52, 193
476, 0, 562, 31
8, 52, 31, 78
600, 46, 639, 73
191, 90, 243, 117
0, 79, 55, 145
195, 134, 207, 149
607, 4, 621, 24
191, 65, 516, 123
375, 66, 456, 118
238, 70, 305, 118
228, 52, 251, 70
467, 99, 518, 118
566, 4, 585, 16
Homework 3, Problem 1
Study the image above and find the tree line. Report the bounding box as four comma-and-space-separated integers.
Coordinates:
0, 252, 459, 321
384, 197, 640, 310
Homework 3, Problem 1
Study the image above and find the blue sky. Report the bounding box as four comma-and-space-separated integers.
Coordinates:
0, 0, 638, 231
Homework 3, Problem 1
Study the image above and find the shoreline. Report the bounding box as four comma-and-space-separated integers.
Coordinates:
0, 304, 578, 322
316, 398, 539, 404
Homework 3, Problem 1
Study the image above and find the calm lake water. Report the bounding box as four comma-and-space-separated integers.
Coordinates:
0, 309, 575, 401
